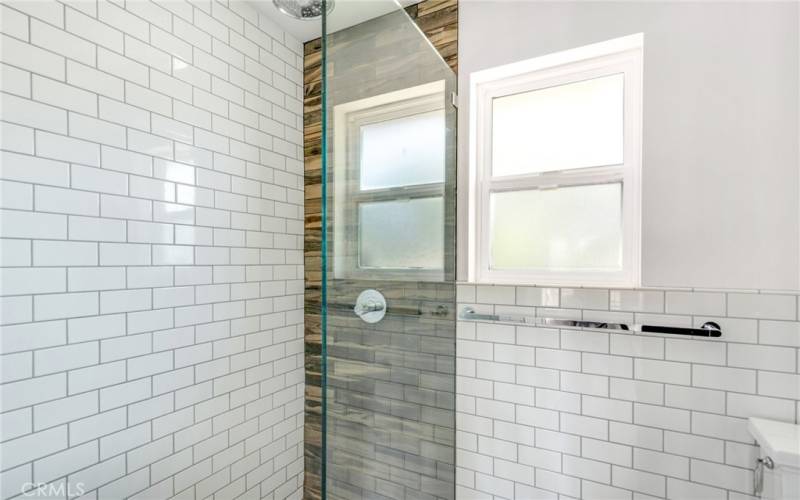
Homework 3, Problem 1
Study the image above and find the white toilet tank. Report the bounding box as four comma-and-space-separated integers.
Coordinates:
748, 418, 800, 500
759, 459, 800, 500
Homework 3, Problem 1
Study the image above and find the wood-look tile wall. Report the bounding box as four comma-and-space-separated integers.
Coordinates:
302, 2, 457, 498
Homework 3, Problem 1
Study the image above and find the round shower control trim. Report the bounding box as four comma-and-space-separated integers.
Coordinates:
353, 289, 386, 324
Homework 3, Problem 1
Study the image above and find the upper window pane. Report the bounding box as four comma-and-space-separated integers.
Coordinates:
492, 73, 624, 177
359, 109, 445, 190
490, 183, 622, 270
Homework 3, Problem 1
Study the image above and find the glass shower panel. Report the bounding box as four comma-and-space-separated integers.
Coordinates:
321, 2, 457, 499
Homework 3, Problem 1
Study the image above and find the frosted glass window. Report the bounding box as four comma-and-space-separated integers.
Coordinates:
492, 74, 624, 177
490, 183, 622, 270
360, 110, 445, 190
359, 197, 443, 269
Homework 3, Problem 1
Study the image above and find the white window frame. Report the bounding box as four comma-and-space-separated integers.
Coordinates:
332, 80, 447, 280
466, 34, 644, 287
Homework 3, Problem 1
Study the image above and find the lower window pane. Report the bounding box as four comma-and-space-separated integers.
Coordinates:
359, 197, 444, 269
490, 183, 622, 270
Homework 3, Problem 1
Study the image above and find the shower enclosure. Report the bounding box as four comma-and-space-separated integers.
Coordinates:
306, 2, 458, 499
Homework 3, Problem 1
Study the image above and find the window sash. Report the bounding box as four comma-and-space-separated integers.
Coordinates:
338, 93, 447, 278
472, 48, 642, 287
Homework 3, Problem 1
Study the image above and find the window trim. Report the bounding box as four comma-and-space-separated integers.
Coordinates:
332, 80, 447, 280
466, 34, 644, 287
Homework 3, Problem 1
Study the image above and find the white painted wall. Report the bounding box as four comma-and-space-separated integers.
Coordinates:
0, 1, 304, 498
457, 1, 800, 291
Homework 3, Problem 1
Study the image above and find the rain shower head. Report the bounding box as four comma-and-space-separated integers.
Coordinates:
272, 0, 334, 20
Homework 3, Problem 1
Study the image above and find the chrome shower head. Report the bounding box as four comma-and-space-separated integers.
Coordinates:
273, 0, 334, 20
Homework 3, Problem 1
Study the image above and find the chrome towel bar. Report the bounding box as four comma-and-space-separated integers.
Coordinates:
459, 306, 722, 338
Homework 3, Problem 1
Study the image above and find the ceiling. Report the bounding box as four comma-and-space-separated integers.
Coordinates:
248, 0, 416, 42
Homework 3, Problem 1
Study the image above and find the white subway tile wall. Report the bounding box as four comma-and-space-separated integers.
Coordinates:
0, 1, 304, 499
456, 284, 800, 499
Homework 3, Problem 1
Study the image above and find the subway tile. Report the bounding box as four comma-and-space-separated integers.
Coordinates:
561, 372, 608, 397
664, 430, 724, 462
0, 426, 67, 471
128, 129, 173, 160
561, 330, 608, 353
97, 1, 147, 40
582, 353, 632, 378
0, 180, 31, 210
727, 293, 796, 320
535, 469, 580, 497
1, 150, 70, 187
69, 407, 126, 446
759, 320, 800, 347
69, 361, 126, 395
151, 70, 193, 103
561, 288, 608, 310
1, 122, 34, 153
69, 113, 126, 148
535, 389, 581, 413
101, 146, 153, 177
610, 333, 664, 359
610, 289, 663, 313
634, 358, 690, 385
727, 343, 796, 372
476, 285, 515, 305
2, 92, 67, 133
665, 338, 726, 365
0, 33, 65, 80
581, 437, 631, 467
125, 35, 171, 73
582, 395, 632, 422
1, 63, 31, 98
757, 371, 800, 399
665, 291, 726, 316
33, 75, 97, 116
69, 216, 126, 242
0, 267, 65, 295
0, 238, 32, 266
33, 391, 98, 431
667, 478, 726, 500
634, 402, 690, 432
536, 348, 580, 371
560, 413, 607, 440
1, 320, 65, 354
100, 289, 151, 314
0, 3, 29, 40
691, 412, 751, 443
612, 465, 665, 497
726, 392, 795, 421
1, 351, 32, 383
665, 385, 725, 414
563, 455, 610, 484
97, 47, 148, 87
68, 267, 126, 292
65, 7, 122, 52
35, 185, 98, 216
692, 364, 756, 393
30, 18, 95, 66
152, 114, 193, 144
34, 291, 98, 321
634, 448, 688, 480
33, 240, 97, 266
609, 421, 662, 450
690, 459, 752, 494
37, 132, 100, 169
99, 243, 151, 266
0, 296, 33, 325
